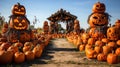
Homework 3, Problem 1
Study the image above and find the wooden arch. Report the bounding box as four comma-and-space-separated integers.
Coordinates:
47, 8, 77, 33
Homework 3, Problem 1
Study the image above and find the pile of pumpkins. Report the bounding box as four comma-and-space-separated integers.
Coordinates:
0, 33, 51, 64
67, 1, 120, 64
0, 3, 51, 64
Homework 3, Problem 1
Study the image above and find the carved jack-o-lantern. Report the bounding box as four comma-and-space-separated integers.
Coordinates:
107, 27, 119, 41
88, 13, 108, 27
12, 3, 26, 15
114, 19, 120, 29
9, 16, 29, 30
43, 21, 48, 26
92, 2, 106, 13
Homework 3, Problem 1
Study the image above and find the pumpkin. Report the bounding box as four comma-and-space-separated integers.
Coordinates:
115, 48, 120, 56
116, 40, 120, 46
107, 42, 117, 50
12, 3, 26, 15
88, 27, 105, 40
14, 52, 25, 63
94, 46, 102, 54
14, 41, 23, 48
79, 44, 85, 51
0, 42, 11, 51
107, 52, 117, 64
114, 19, 120, 29
87, 38, 95, 46
23, 42, 33, 52
81, 32, 89, 44
107, 27, 119, 41
97, 53, 107, 61
95, 40, 104, 47
102, 38, 109, 44
0, 50, 13, 64
32, 45, 43, 58
102, 45, 111, 55
92, 2, 106, 13
74, 19, 79, 24
7, 45, 19, 54
43, 21, 48, 26
9, 15, 30, 30
25, 51, 35, 61
88, 13, 108, 27
86, 49, 97, 59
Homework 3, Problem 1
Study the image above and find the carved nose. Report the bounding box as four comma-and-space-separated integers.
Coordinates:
19, 23, 22, 26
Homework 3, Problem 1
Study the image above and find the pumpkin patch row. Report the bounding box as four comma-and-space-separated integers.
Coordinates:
0, 34, 51, 64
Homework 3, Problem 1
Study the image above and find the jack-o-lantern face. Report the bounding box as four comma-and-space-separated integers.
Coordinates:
88, 13, 108, 27
107, 27, 119, 41
9, 16, 29, 30
92, 2, 106, 13
12, 3, 26, 15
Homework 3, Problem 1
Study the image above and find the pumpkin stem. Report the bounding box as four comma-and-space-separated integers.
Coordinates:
17, 2, 20, 6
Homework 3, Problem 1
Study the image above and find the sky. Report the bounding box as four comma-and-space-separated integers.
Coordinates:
0, 0, 120, 30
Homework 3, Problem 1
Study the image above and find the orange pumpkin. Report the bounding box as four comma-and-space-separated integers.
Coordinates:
107, 27, 119, 41
14, 52, 25, 63
95, 40, 104, 47
9, 15, 30, 30
92, 2, 106, 13
116, 40, 120, 46
12, 3, 26, 15
86, 49, 97, 59
7, 45, 19, 54
102, 45, 111, 55
0, 50, 13, 64
102, 38, 109, 44
32, 45, 43, 58
25, 51, 35, 61
79, 44, 85, 51
87, 38, 95, 46
114, 19, 120, 29
0, 42, 11, 50
97, 53, 107, 61
115, 48, 120, 56
107, 42, 117, 49
107, 52, 117, 64
94, 46, 102, 54
88, 13, 108, 27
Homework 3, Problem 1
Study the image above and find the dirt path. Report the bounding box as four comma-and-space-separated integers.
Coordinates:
31, 38, 119, 67
1, 38, 120, 67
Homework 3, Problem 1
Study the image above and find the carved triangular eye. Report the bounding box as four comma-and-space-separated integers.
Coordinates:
14, 6, 18, 9
14, 19, 19, 23
22, 19, 25, 23
21, 7, 24, 10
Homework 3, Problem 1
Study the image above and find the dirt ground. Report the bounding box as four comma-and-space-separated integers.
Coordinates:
1, 38, 120, 67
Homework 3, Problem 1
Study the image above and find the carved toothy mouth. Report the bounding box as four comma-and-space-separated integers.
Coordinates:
14, 26, 26, 30
93, 22, 105, 26
14, 11, 25, 15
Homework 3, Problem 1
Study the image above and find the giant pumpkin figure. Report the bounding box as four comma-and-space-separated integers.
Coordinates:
43, 21, 49, 34
9, 15, 30, 30
88, 13, 109, 27
92, 2, 106, 13
12, 3, 26, 15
